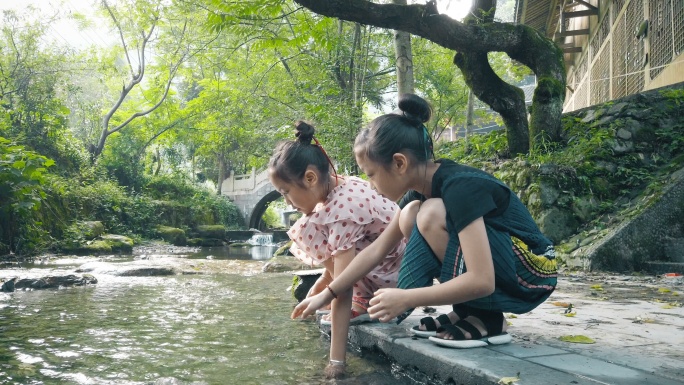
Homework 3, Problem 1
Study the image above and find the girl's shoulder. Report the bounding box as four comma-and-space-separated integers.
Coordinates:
437, 159, 488, 176
310, 176, 397, 226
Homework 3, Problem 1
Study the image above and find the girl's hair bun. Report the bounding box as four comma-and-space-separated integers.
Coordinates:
398, 93, 431, 124
294, 120, 315, 144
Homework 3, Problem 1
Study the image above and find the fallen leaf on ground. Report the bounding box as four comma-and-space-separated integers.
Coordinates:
551, 301, 571, 307
564, 312, 576, 317
498, 374, 520, 384
662, 302, 682, 309
658, 288, 671, 293
632, 316, 655, 323
559, 335, 595, 344
590, 284, 603, 291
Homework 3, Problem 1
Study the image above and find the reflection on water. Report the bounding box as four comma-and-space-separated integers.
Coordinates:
0, 261, 422, 385
191, 245, 278, 261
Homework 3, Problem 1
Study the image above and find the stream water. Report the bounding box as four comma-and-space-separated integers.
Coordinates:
0, 245, 423, 385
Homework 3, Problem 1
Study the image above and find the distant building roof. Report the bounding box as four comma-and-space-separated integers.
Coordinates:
514, 0, 562, 39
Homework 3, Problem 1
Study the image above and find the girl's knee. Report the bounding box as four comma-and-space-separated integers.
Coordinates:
416, 198, 445, 233
398, 200, 421, 237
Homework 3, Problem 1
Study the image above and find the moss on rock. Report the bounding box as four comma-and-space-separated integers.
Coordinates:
229, 242, 252, 248
100, 234, 134, 253
81, 240, 112, 253
81, 221, 104, 239
196, 225, 225, 239
156, 226, 187, 246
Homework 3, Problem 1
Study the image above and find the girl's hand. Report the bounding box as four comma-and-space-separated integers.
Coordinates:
291, 290, 333, 319
306, 276, 328, 298
368, 288, 409, 322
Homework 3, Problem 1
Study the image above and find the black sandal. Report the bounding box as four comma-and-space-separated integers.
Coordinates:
429, 311, 511, 348
410, 305, 468, 338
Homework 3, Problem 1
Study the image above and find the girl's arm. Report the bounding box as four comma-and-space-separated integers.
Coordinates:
328, 248, 355, 362
291, 211, 404, 319
368, 217, 496, 322
307, 268, 333, 297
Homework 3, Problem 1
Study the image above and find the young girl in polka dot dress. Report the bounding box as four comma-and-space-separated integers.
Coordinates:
268, 121, 405, 378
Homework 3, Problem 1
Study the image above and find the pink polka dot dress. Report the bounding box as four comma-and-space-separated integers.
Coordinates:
288, 176, 406, 310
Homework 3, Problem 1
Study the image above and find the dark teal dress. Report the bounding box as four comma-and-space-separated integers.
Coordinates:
396, 160, 557, 323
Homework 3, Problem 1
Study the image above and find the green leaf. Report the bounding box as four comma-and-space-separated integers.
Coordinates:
558, 335, 595, 344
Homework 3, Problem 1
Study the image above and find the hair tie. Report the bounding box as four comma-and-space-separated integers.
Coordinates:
422, 125, 434, 161
313, 136, 338, 181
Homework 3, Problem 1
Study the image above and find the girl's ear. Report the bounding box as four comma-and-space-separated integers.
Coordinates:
392, 153, 409, 175
303, 168, 318, 187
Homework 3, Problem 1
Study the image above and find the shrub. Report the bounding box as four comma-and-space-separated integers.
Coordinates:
0, 137, 54, 254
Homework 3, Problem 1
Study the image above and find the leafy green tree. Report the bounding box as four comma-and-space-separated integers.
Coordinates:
91, 0, 218, 161
0, 8, 87, 173
201, 0, 396, 174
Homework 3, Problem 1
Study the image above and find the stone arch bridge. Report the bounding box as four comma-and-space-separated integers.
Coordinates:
221, 168, 290, 230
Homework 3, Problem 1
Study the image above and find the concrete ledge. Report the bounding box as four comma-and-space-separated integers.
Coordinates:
345, 313, 684, 385
320, 274, 684, 385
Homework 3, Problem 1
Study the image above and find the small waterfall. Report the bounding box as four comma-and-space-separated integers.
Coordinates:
247, 233, 274, 246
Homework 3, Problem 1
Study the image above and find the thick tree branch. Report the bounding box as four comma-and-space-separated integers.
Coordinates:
455, 0, 528, 154
294, 0, 566, 153
455, 51, 528, 154
109, 58, 184, 136
103, 0, 136, 76
293, 0, 524, 53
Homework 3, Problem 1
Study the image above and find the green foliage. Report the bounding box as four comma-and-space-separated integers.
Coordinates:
436, 130, 508, 165
0, 9, 88, 176
262, 203, 285, 229
185, 187, 244, 230
47, 172, 244, 247
60, 221, 99, 251
144, 174, 199, 200
0, 137, 54, 253
144, 174, 243, 229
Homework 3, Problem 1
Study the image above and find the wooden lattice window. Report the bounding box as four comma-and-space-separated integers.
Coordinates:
674, 0, 684, 56
612, 2, 627, 99
625, 0, 645, 95
649, 0, 674, 80
591, 44, 611, 105
591, 12, 611, 61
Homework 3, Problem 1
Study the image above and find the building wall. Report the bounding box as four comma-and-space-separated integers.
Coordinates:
563, 0, 683, 111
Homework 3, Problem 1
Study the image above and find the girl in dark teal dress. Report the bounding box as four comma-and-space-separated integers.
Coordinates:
292, 93, 558, 349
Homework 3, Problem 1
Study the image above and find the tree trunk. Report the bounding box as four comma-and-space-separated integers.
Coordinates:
454, 51, 529, 154
391, 0, 414, 96
217, 154, 226, 195
455, 0, 528, 155
154, 148, 162, 176
465, 88, 474, 149
292, 0, 566, 155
